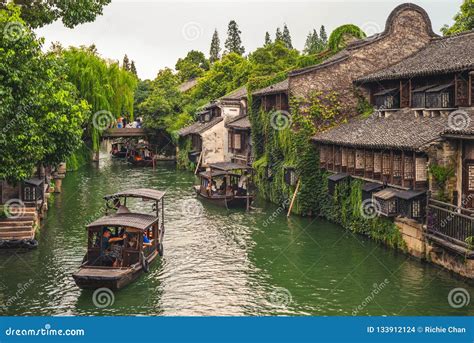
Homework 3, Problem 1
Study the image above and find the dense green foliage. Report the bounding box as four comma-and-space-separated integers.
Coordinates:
328, 24, 366, 51
304, 25, 328, 54
175, 50, 210, 82
0, 5, 90, 183
0, 0, 111, 28
442, 0, 473, 36
281, 24, 293, 49
59, 46, 137, 150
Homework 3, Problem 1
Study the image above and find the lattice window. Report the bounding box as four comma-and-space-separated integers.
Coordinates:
233, 133, 241, 150
320, 146, 327, 163
341, 148, 348, 167
365, 151, 374, 172
355, 150, 364, 170
441, 92, 450, 108
335, 147, 342, 166
393, 154, 402, 177
404, 156, 414, 180
374, 153, 382, 173
382, 153, 391, 175
348, 149, 355, 169
415, 157, 428, 181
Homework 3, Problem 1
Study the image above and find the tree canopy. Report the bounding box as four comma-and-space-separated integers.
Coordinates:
0, 5, 90, 182
0, 0, 111, 28
442, 0, 473, 36
175, 50, 210, 81
209, 29, 221, 63
224, 20, 245, 55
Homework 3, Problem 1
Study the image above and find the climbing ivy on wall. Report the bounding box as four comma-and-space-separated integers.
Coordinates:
176, 138, 195, 171
323, 180, 406, 250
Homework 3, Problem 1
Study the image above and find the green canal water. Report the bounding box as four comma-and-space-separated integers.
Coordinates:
0, 154, 473, 316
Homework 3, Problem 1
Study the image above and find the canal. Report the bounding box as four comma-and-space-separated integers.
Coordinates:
0, 154, 473, 316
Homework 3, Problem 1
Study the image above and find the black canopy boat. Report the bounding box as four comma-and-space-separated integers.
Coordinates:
194, 162, 254, 210
73, 188, 165, 290
110, 139, 129, 159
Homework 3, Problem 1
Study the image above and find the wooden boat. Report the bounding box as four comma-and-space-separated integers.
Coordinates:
110, 139, 129, 159
194, 162, 254, 210
127, 143, 155, 167
73, 188, 166, 290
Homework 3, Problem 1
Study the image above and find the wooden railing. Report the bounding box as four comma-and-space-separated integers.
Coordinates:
427, 199, 474, 247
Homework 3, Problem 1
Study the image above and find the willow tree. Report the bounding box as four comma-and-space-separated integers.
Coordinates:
60, 47, 137, 151
0, 5, 90, 183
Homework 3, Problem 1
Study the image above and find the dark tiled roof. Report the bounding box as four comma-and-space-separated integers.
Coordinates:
356, 30, 474, 83
290, 3, 437, 77
253, 79, 289, 96
443, 109, 474, 136
220, 86, 247, 101
209, 162, 251, 171
312, 109, 450, 151
87, 213, 158, 231
226, 115, 251, 129
178, 116, 223, 137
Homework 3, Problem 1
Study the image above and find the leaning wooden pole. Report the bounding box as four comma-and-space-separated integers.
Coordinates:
194, 152, 203, 175
287, 179, 301, 217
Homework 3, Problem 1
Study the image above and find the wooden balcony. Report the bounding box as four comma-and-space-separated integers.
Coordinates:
426, 199, 474, 258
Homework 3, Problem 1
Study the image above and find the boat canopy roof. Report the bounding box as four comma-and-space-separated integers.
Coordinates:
199, 170, 239, 179
104, 188, 166, 202
87, 213, 158, 231
209, 162, 251, 172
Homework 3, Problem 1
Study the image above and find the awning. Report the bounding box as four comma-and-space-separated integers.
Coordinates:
209, 162, 251, 171
87, 213, 158, 231
328, 173, 349, 182
396, 190, 425, 200
24, 178, 44, 187
104, 188, 165, 201
426, 83, 453, 93
373, 188, 401, 200
412, 85, 438, 93
373, 88, 398, 96
362, 182, 384, 192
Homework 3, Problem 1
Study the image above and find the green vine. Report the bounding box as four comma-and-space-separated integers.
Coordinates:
428, 163, 455, 201
177, 137, 195, 171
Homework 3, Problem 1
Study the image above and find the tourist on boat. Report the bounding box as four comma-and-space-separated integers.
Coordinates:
117, 117, 123, 129
100, 229, 125, 267
113, 198, 130, 214
143, 232, 152, 247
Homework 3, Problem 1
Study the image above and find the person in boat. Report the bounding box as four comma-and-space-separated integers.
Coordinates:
237, 171, 249, 195
143, 232, 152, 247
100, 228, 125, 267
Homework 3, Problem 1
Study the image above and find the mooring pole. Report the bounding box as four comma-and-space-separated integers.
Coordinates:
287, 179, 301, 217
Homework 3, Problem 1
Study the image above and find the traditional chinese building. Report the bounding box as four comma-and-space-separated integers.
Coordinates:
178, 86, 247, 168
252, 79, 289, 113
313, 29, 474, 278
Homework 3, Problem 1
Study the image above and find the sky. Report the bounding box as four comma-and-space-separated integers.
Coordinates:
35, 0, 461, 80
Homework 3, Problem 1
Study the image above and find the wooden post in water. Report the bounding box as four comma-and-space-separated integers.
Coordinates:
287, 179, 301, 217
194, 152, 203, 175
